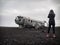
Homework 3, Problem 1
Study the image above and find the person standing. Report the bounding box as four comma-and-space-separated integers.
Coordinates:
47, 9, 56, 38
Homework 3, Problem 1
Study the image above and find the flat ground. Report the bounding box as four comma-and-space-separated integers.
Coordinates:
0, 27, 60, 45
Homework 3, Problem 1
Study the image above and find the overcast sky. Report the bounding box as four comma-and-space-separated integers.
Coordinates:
0, 0, 60, 27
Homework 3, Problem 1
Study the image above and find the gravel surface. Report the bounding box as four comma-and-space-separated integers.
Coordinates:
0, 27, 60, 45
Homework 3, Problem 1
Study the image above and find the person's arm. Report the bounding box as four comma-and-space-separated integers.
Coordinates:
54, 14, 55, 18
48, 14, 50, 18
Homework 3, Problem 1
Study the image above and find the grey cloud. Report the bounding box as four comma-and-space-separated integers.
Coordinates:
0, 0, 60, 26
52, 0, 60, 4
0, 0, 48, 11
1, 0, 46, 2
57, 7, 60, 20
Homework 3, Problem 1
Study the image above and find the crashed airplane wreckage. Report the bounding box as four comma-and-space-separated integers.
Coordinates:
15, 16, 46, 29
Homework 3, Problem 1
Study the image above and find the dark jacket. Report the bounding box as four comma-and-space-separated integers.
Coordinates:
48, 12, 55, 25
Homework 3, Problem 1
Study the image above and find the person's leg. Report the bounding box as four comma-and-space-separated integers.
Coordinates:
53, 24, 55, 34
52, 24, 56, 37
48, 24, 51, 33
46, 23, 51, 37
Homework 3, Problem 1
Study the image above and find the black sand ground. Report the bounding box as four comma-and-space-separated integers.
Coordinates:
0, 27, 60, 45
